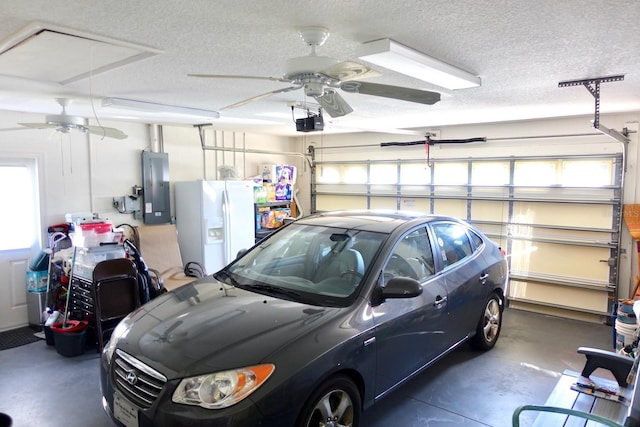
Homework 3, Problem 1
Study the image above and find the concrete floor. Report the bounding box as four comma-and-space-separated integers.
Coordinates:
0, 308, 614, 427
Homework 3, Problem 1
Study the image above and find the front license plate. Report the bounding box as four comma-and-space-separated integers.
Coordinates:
114, 392, 139, 427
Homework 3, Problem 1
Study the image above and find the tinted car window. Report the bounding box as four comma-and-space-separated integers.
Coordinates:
223, 223, 386, 306
384, 227, 435, 283
469, 229, 483, 250
431, 222, 473, 268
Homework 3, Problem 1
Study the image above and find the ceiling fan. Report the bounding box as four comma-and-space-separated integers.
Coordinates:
17, 98, 128, 140
189, 27, 441, 118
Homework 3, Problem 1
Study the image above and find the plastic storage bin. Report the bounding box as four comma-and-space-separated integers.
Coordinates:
72, 245, 125, 281
71, 222, 115, 247
51, 320, 88, 357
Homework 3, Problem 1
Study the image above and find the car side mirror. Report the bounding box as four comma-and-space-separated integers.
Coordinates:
382, 277, 423, 299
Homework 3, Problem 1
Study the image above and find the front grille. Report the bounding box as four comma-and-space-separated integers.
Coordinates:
112, 349, 167, 409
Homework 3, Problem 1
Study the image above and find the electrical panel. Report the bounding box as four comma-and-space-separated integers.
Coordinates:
141, 151, 170, 224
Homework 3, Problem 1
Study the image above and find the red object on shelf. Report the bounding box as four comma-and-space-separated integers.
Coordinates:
78, 223, 112, 234
48, 223, 71, 234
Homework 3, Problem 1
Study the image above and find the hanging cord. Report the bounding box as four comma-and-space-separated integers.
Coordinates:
88, 45, 108, 140
425, 136, 432, 168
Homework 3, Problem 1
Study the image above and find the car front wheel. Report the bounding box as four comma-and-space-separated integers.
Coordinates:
298, 375, 361, 427
470, 294, 502, 350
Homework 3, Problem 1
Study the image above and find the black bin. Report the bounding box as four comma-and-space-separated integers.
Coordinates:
50, 320, 88, 357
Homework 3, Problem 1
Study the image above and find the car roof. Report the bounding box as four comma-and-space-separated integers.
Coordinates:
296, 210, 464, 234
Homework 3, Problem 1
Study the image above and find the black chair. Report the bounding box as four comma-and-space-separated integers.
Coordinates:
92, 258, 141, 351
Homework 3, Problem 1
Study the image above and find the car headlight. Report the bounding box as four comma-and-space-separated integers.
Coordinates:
172, 364, 275, 409
103, 319, 130, 362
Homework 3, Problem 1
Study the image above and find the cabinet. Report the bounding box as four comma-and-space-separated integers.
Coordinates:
68, 276, 94, 320
254, 202, 292, 242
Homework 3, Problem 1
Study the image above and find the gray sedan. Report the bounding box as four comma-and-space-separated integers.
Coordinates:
100, 210, 508, 427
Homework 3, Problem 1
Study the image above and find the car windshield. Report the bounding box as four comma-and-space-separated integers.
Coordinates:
217, 223, 387, 306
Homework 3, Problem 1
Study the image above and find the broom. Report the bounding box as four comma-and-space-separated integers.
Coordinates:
62, 246, 77, 328
623, 204, 640, 297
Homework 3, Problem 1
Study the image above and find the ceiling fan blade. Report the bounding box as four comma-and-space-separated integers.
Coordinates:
221, 85, 302, 110
322, 61, 380, 81
87, 125, 128, 140
314, 91, 354, 118
340, 81, 441, 105
0, 126, 37, 132
18, 123, 59, 130
188, 74, 294, 84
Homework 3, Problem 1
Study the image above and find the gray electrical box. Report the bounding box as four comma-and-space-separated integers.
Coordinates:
141, 151, 171, 224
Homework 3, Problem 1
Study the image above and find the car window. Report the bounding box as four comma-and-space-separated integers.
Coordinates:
224, 223, 386, 307
383, 227, 435, 283
469, 229, 483, 250
431, 222, 473, 268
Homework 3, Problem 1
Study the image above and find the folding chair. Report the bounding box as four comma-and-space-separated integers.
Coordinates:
92, 258, 141, 351
135, 223, 205, 291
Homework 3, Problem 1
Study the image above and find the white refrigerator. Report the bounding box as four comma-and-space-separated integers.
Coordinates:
174, 180, 256, 275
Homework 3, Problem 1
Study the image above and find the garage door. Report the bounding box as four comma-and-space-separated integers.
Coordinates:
311, 153, 622, 322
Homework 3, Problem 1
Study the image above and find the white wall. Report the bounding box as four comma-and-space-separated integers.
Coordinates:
0, 113, 299, 248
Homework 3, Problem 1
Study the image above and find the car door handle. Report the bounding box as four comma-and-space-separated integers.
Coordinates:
479, 273, 489, 285
434, 295, 448, 306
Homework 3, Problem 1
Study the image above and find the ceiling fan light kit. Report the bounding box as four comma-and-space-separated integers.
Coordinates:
356, 38, 481, 90
18, 98, 128, 140
190, 27, 443, 124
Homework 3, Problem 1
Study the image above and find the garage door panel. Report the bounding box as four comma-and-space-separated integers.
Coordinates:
312, 153, 622, 321
317, 195, 367, 211
398, 198, 430, 213
470, 200, 509, 222
509, 280, 608, 314
511, 241, 610, 282
433, 199, 467, 218
400, 185, 432, 195
370, 197, 397, 210
513, 202, 613, 229
370, 184, 397, 195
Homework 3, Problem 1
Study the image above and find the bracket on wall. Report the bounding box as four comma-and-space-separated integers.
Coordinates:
193, 123, 214, 148
558, 75, 629, 144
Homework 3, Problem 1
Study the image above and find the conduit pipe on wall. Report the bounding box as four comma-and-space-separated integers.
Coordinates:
149, 124, 163, 152
86, 127, 95, 213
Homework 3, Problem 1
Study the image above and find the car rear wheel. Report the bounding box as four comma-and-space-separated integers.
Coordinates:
470, 294, 502, 350
298, 375, 361, 427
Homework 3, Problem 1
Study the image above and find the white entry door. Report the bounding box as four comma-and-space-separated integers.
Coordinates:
0, 157, 42, 331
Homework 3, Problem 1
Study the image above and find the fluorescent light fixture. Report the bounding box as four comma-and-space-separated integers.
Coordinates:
102, 97, 220, 119
356, 39, 480, 90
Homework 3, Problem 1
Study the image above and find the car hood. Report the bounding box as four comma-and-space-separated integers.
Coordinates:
116, 280, 343, 379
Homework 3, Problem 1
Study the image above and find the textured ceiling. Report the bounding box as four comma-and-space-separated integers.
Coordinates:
0, 0, 639, 137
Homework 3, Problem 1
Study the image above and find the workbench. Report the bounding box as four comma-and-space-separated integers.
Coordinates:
513, 348, 640, 426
